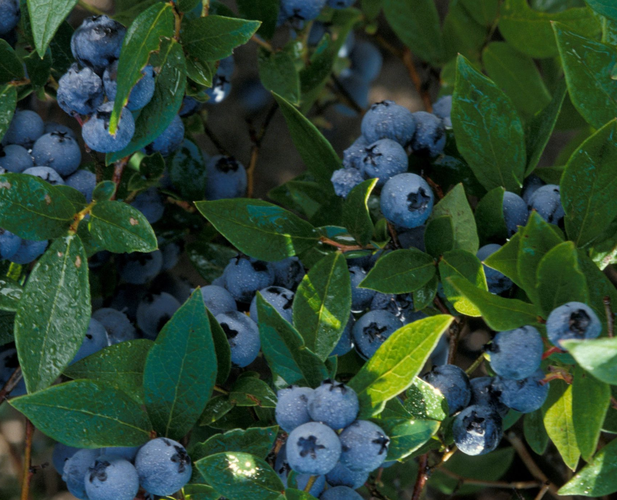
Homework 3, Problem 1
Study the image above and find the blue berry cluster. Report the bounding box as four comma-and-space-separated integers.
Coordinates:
54, 437, 191, 500
275, 379, 389, 499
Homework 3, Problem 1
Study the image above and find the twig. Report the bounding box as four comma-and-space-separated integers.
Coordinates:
111, 157, 130, 200
411, 454, 430, 500
430, 446, 457, 471
0, 367, 23, 404
364, 478, 392, 500
387, 223, 400, 249
465, 354, 485, 375
604, 296, 614, 337
447, 319, 463, 365
535, 483, 551, 500
438, 467, 542, 490
304, 476, 317, 493
541, 366, 573, 385
424, 175, 444, 199
20, 419, 34, 500
611, 396, 617, 410
433, 295, 450, 315
319, 236, 367, 253
166, 197, 196, 213
251, 35, 273, 52
542, 346, 564, 360
246, 103, 278, 198
402, 49, 432, 112
77, 0, 105, 16
201, 118, 230, 156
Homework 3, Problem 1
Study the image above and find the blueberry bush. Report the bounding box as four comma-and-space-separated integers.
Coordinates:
1, 0, 617, 499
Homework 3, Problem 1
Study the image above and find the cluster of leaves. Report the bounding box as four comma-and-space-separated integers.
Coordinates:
2, 0, 617, 498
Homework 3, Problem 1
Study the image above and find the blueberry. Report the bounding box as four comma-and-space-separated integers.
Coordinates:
102, 446, 141, 462
528, 184, 564, 226
293, 472, 326, 496
179, 96, 200, 117
205, 155, 247, 200
104, 61, 155, 111
429, 334, 450, 367
0, 144, 33, 173
359, 139, 408, 186
433, 95, 452, 128
370, 293, 426, 325
334, 74, 370, 116
352, 310, 402, 360
3, 110, 44, 148
327, 0, 356, 9
151, 273, 192, 304
136, 292, 181, 340
274, 444, 326, 497
343, 136, 368, 170
487, 326, 543, 380
339, 420, 389, 472
66, 170, 97, 202
221, 256, 275, 303
85, 455, 140, 500
82, 102, 135, 154
275, 386, 314, 432
250, 286, 294, 323
271, 257, 305, 290
44, 122, 77, 139
71, 318, 109, 364
452, 405, 503, 456
62, 448, 102, 500
286, 421, 342, 475
130, 188, 165, 224
321, 486, 364, 500
380, 173, 434, 229
308, 380, 359, 430
32, 132, 82, 177
71, 15, 126, 74
349, 265, 375, 312
135, 438, 192, 496
469, 377, 508, 417
92, 308, 137, 344
0, 228, 21, 260
422, 364, 471, 415
205, 56, 235, 104
9, 239, 48, 264
145, 115, 184, 157
52, 443, 80, 474
331, 168, 365, 198
238, 78, 272, 114
108, 284, 147, 321
200, 285, 238, 316
0, 0, 20, 36
410, 111, 446, 156
397, 226, 426, 252
215, 311, 261, 367
0, 345, 26, 396
330, 314, 354, 357
502, 191, 529, 236
23, 166, 65, 185
476, 244, 513, 295
522, 174, 544, 204
57, 64, 105, 116
348, 40, 382, 82
281, 0, 327, 22
546, 301, 602, 348
361, 100, 416, 146
117, 250, 163, 285
326, 461, 368, 489
493, 369, 549, 413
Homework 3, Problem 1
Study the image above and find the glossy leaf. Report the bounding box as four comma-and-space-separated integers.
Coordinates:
10, 380, 152, 447
483, 232, 523, 288
293, 253, 351, 361
474, 187, 508, 245
381, 417, 439, 461
0, 39, 24, 83
0, 277, 22, 312
404, 377, 449, 421
15, 236, 90, 393
452, 56, 525, 193
187, 240, 238, 283
342, 179, 377, 247
524, 410, 549, 455
359, 249, 436, 294
439, 249, 487, 316
195, 198, 319, 262
443, 1, 486, 61
27, 0, 77, 56
563, 338, 617, 385
144, 291, 217, 440
559, 437, 617, 496
576, 249, 617, 324
586, 0, 617, 22
236, 0, 279, 39
461, 0, 499, 26
348, 315, 454, 417
208, 310, 232, 386
258, 49, 299, 104
167, 138, 208, 201
0, 84, 15, 142
229, 377, 277, 408
542, 380, 580, 470
192, 426, 278, 461
430, 183, 479, 254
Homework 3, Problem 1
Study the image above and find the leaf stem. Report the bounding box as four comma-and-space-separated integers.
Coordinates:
77, 0, 105, 16
69, 201, 97, 235
246, 103, 278, 198
465, 354, 485, 375
166, 197, 196, 213
541, 346, 564, 360
251, 35, 273, 52
111, 156, 130, 200
200, 114, 231, 156
0, 367, 22, 405
20, 419, 34, 500
604, 295, 614, 337
319, 236, 367, 253
213, 385, 229, 395
411, 453, 430, 500
304, 475, 317, 493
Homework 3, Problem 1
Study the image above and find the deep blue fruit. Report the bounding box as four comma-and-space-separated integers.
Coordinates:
361, 100, 416, 146
546, 301, 602, 348
117, 250, 163, 285
334, 74, 370, 116
102, 446, 141, 462
250, 286, 295, 323
274, 444, 325, 497
502, 191, 529, 236
62, 448, 102, 500
200, 285, 237, 316
327, 0, 356, 9
44, 122, 76, 139
433, 95, 452, 127
0, 0, 20, 36
522, 174, 544, 204
321, 486, 364, 500
32, 132, 82, 177
453, 405, 503, 456
271, 257, 305, 290
349, 265, 376, 312
71, 318, 109, 364
429, 334, 450, 367
57, 64, 105, 116
476, 244, 513, 295
528, 184, 564, 226
85, 455, 140, 500
206, 56, 235, 103
281, 0, 327, 22
398, 225, 426, 252
493, 369, 549, 413
82, 102, 135, 153
331, 168, 365, 198
9, 239, 48, 264
130, 188, 165, 224
205, 155, 247, 200
3, 110, 45, 148
326, 461, 368, 489
352, 310, 402, 360
221, 256, 275, 303
348, 40, 382, 82
52, 443, 80, 474
359, 139, 408, 186
422, 364, 472, 415
215, 311, 261, 367
275, 386, 314, 433
330, 314, 354, 357
136, 292, 181, 340
410, 111, 446, 156
135, 438, 192, 496
487, 326, 543, 380
145, 115, 184, 157
380, 173, 434, 229
286, 421, 341, 475
307, 380, 359, 430
104, 61, 155, 111
343, 136, 368, 170
92, 308, 137, 344
339, 420, 390, 472
469, 377, 508, 417
0, 145, 33, 173
0, 228, 21, 260
370, 293, 425, 325
71, 15, 126, 74
23, 166, 65, 185
66, 170, 97, 202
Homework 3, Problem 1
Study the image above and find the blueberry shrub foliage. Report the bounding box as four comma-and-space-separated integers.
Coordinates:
2, 0, 617, 499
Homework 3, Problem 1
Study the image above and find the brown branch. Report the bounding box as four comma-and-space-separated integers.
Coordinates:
542, 346, 564, 360
604, 296, 614, 337
535, 483, 552, 500
411, 454, 430, 500
166, 197, 196, 213
402, 49, 432, 112
433, 295, 450, 315
0, 367, 23, 404
447, 318, 464, 365
20, 419, 34, 500
438, 467, 543, 490
424, 175, 444, 199
364, 478, 392, 500
387, 222, 400, 249
111, 156, 130, 200
251, 35, 273, 52
246, 103, 278, 198
319, 236, 367, 253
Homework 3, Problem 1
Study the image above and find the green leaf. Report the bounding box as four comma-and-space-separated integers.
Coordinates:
109, 3, 175, 135
524, 409, 549, 455
107, 39, 187, 163
439, 249, 487, 316
380, 416, 439, 461
448, 276, 539, 330
382, 0, 445, 65
0, 310, 14, 346
167, 138, 208, 201
585, 0, 617, 22
195, 198, 319, 262
15, 236, 90, 393
589, 218, 617, 270
561, 120, 617, 246
186, 58, 215, 87
499, 0, 600, 59
208, 310, 232, 386
236, 0, 279, 39
49, 21, 74, 76
187, 240, 238, 283
443, 1, 487, 61
0, 277, 22, 312
572, 366, 610, 461
359, 249, 436, 294
195, 452, 284, 500
483, 42, 551, 119
452, 56, 525, 193
461, 0, 499, 26
23, 49, 52, 91
0, 173, 74, 240
413, 274, 439, 311
258, 50, 299, 105
536, 241, 589, 317
89, 200, 158, 254
430, 183, 479, 254
229, 377, 277, 408
293, 253, 351, 361
342, 179, 377, 247
257, 294, 329, 387
554, 22, 617, 129
404, 377, 449, 421
559, 437, 617, 496
144, 290, 217, 441
10, 380, 152, 447
562, 337, 617, 385
474, 187, 508, 245
484, 232, 523, 287
63, 340, 152, 404
576, 249, 617, 324
27, 0, 77, 56
542, 380, 580, 470
0, 84, 15, 142
92, 181, 116, 202
191, 426, 278, 461
526, 79, 568, 175
184, 484, 221, 500
424, 216, 454, 258
182, 15, 261, 62
348, 315, 454, 417
0, 39, 24, 83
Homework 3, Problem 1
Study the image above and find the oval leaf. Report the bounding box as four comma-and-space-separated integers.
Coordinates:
360, 249, 436, 294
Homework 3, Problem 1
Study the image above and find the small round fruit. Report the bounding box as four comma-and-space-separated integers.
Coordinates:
422, 364, 471, 415
546, 302, 602, 348
275, 386, 314, 433
487, 326, 543, 380
286, 422, 342, 475
339, 420, 390, 472
453, 405, 503, 456
307, 380, 359, 430
135, 438, 192, 496
380, 173, 434, 229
